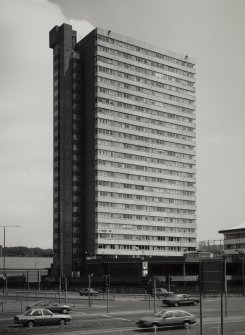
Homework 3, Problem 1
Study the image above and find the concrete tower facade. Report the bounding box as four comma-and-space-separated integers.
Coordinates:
49, 24, 196, 278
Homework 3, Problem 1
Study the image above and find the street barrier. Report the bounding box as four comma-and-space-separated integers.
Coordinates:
61, 326, 196, 335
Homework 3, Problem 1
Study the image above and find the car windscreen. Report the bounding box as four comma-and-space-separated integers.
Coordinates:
154, 310, 166, 317
23, 310, 33, 316
32, 301, 47, 306
181, 311, 192, 316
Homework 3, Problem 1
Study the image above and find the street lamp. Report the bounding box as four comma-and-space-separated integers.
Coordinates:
0, 225, 20, 295
235, 249, 245, 297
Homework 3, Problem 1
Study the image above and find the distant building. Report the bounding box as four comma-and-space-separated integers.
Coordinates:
219, 222, 245, 255
198, 239, 223, 257
184, 250, 213, 262
49, 23, 197, 278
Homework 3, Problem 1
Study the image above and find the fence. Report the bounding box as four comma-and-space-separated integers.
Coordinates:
77, 327, 195, 335
78, 320, 245, 335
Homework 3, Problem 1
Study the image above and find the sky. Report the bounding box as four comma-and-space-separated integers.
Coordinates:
0, 0, 245, 248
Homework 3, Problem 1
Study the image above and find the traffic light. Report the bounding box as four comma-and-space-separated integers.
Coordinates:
61, 277, 66, 291
102, 275, 110, 291
142, 276, 148, 290
105, 275, 110, 288
146, 279, 152, 295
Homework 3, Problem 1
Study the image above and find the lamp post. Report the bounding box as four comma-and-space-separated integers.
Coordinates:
0, 225, 20, 296
235, 250, 245, 297
88, 273, 93, 307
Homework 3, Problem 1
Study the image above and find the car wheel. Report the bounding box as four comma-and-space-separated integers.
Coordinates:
62, 308, 68, 314
193, 301, 198, 306
183, 321, 191, 329
26, 321, 35, 328
59, 319, 66, 326
174, 302, 179, 307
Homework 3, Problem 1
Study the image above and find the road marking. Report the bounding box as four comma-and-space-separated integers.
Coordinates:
101, 314, 131, 321
44, 325, 135, 335
114, 317, 131, 321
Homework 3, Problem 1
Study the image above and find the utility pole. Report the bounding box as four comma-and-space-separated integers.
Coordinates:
153, 279, 156, 314
0, 225, 20, 298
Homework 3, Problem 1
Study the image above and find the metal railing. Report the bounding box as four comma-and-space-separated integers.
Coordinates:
61, 326, 196, 335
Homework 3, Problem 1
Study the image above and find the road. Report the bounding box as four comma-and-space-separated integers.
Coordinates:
0, 294, 245, 334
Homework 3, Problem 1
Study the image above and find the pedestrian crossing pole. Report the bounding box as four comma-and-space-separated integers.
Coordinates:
58, 277, 61, 303
65, 277, 67, 304
38, 270, 40, 294
106, 286, 109, 313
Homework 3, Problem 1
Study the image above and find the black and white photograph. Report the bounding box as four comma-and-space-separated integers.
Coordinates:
0, 0, 245, 334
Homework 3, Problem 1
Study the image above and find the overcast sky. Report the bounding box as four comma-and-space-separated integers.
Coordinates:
0, 0, 245, 248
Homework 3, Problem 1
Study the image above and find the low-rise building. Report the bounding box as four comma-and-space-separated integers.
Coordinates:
0, 257, 53, 286
198, 239, 224, 257
219, 222, 245, 256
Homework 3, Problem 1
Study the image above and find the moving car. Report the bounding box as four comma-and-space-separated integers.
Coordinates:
136, 309, 196, 329
25, 301, 71, 314
163, 294, 200, 307
151, 288, 174, 298
14, 308, 71, 327
79, 288, 99, 296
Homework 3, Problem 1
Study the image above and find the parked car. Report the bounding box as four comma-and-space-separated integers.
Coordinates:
25, 301, 71, 314
151, 288, 174, 298
163, 294, 200, 307
136, 309, 196, 329
79, 288, 99, 296
14, 308, 71, 327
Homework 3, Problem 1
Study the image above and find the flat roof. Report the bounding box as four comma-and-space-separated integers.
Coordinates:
219, 222, 245, 234
96, 27, 196, 64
